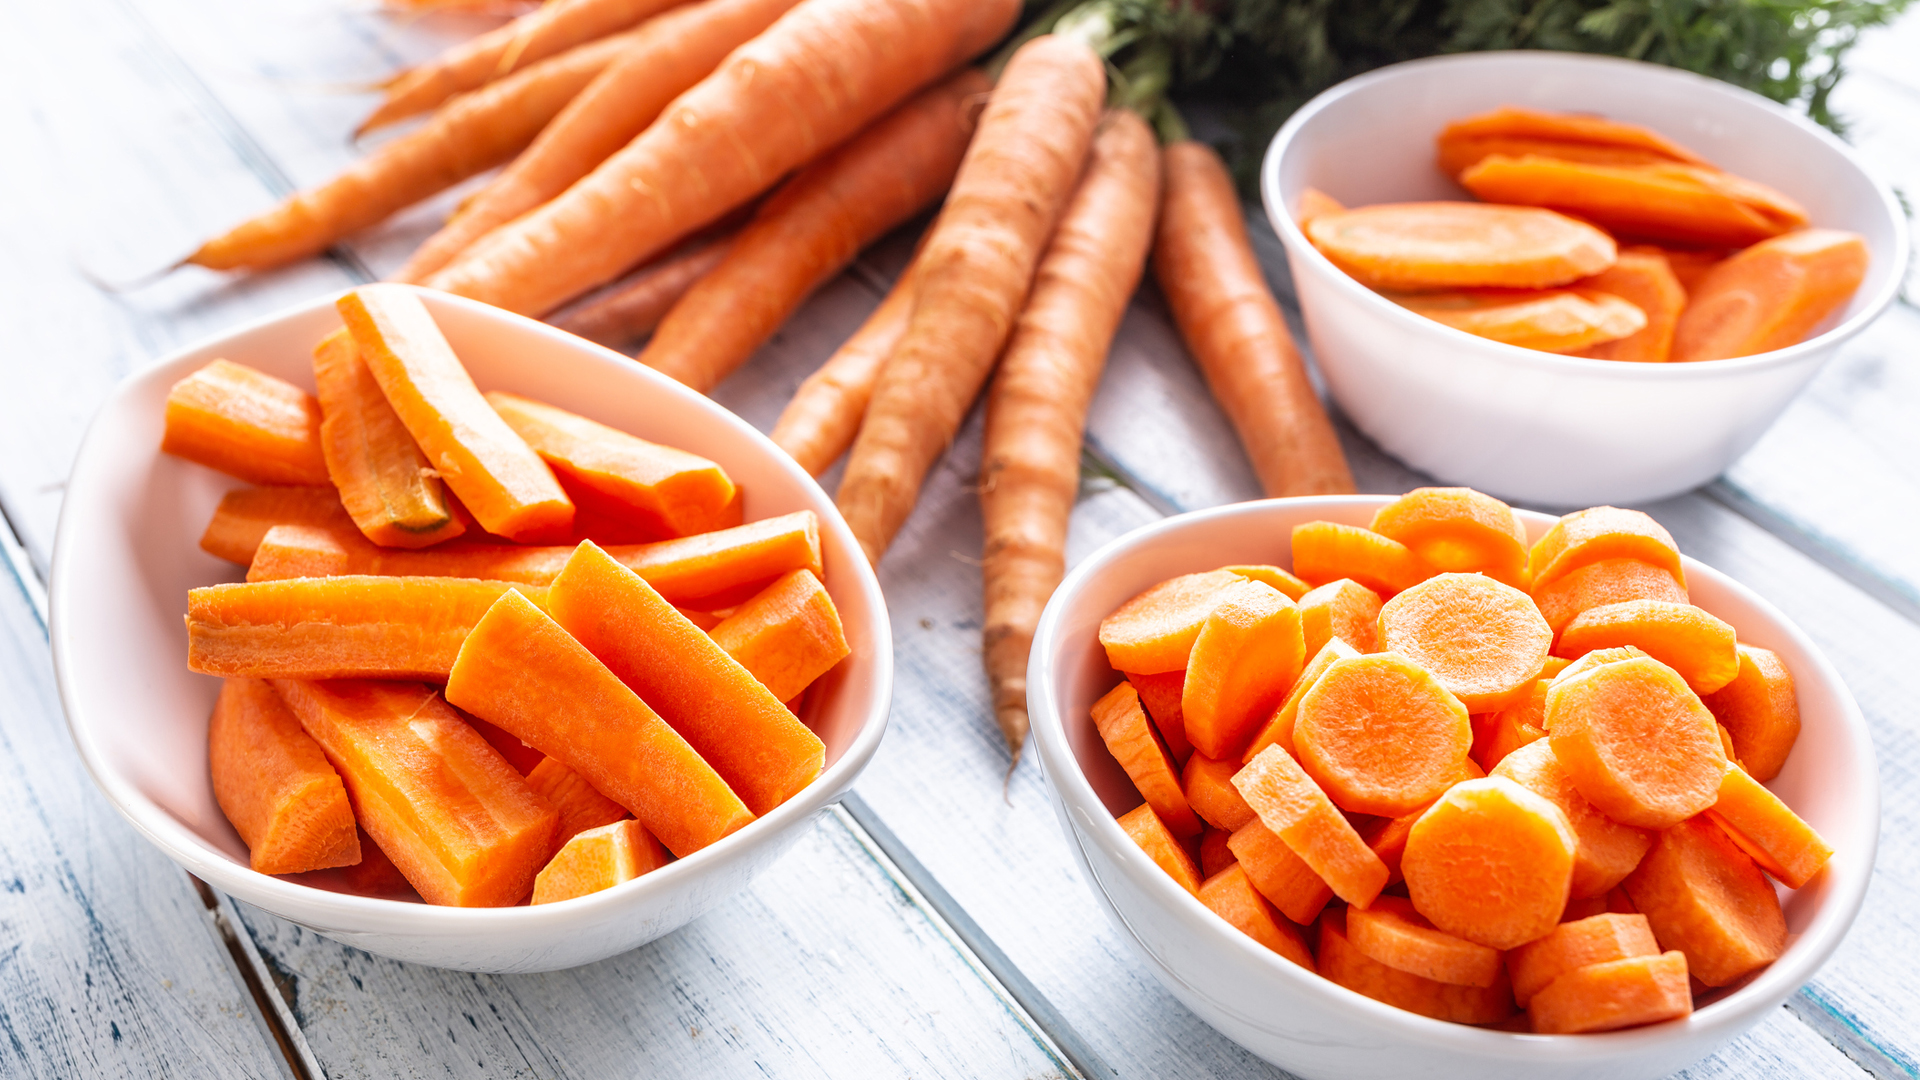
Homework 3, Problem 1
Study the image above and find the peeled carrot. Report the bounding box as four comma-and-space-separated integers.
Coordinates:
1391, 288, 1647, 353
1544, 655, 1728, 830
1567, 251, 1688, 362
1129, 669, 1192, 765
1491, 739, 1653, 900
1241, 637, 1361, 764
208, 678, 360, 875
1703, 644, 1800, 782
1293, 653, 1472, 817
545, 227, 740, 347
1199, 864, 1316, 970
1460, 156, 1808, 249
1184, 753, 1257, 833
1182, 578, 1305, 761
770, 256, 922, 476
1671, 229, 1871, 362
1227, 819, 1335, 926
311, 329, 464, 548
1554, 599, 1739, 695
1378, 573, 1551, 713
1528, 950, 1692, 1033
1295, 579, 1381, 657
1401, 776, 1577, 950
1622, 816, 1785, 986
1529, 506, 1685, 592
199, 486, 348, 566
425, 0, 1022, 315
162, 360, 329, 486
1291, 522, 1434, 596
707, 568, 850, 703
1093, 682, 1203, 839
1532, 557, 1688, 637
1348, 895, 1502, 988
1508, 911, 1660, 1007
1234, 744, 1389, 908
1707, 763, 1832, 888
1318, 908, 1517, 1024
835, 35, 1106, 564
394, 0, 799, 284
525, 756, 631, 856
1369, 487, 1528, 587
1098, 569, 1243, 674
531, 819, 671, 905
978, 108, 1163, 757
1307, 202, 1617, 291
1118, 803, 1202, 895
1155, 142, 1354, 498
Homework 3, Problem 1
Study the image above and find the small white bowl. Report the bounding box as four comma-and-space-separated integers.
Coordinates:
1029, 496, 1877, 1080
49, 286, 892, 973
1261, 52, 1908, 507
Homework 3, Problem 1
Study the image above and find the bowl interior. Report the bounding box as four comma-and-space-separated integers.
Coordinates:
52, 288, 889, 917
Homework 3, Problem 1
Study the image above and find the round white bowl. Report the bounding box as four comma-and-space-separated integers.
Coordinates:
1261, 52, 1909, 507
1029, 496, 1877, 1080
49, 286, 893, 973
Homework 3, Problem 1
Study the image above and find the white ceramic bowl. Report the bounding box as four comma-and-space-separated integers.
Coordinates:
1029, 496, 1877, 1080
49, 286, 892, 973
1261, 52, 1908, 507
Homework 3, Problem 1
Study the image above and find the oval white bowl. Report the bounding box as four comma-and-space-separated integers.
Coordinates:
49, 286, 893, 973
1029, 496, 1877, 1080
1261, 52, 1909, 507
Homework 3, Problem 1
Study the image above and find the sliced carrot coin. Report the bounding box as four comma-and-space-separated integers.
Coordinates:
530, 819, 671, 906
1672, 228, 1870, 362
1556, 599, 1738, 694
1567, 251, 1688, 362
1199, 864, 1316, 970
1199, 825, 1237, 879
1707, 763, 1833, 888
1223, 564, 1311, 601
1545, 655, 1726, 829
1379, 573, 1552, 713
1318, 908, 1518, 1024
1472, 679, 1549, 772
1492, 739, 1654, 899
1298, 580, 1382, 657
1184, 752, 1257, 832
1306, 202, 1617, 291
1294, 654, 1472, 817
1118, 803, 1202, 896
1702, 644, 1800, 782
1233, 745, 1389, 908
1529, 506, 1685, 592
1093, 682, 1203, 839
1403, 777, 1577, 950
1348, 894, 1502, 988
1459, 156, 1806, 248
208, 678, 360, 876
1623, 815, 1787, 986
1182, 578, 1305, 760
1532, 557, 1689, 637
1128, 668, 1192, 765
1098, 569, 1244, 674
1292, 523, 1435, 596
1295, 187, 1346, 229
1242, 637, 1362, 764
1392, 288, 1647, 353
162, 359, 330, 487
1228, 819, 1335, 926
1368, 488, 1529, 586
1528, 950, 1692, 1033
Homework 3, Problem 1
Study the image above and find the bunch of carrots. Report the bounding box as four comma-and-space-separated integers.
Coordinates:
165, 285, 851, 906
1092, 487, 1830, 1032
181, 0, 1361, 763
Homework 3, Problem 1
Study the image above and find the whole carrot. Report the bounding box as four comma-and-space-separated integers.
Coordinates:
769, 254, 922, 476
546, 227, 739, 347
392, 0, 800, 285
835, 34, 1107, 565
981, 108, 1163, 759
360, 0, 684, 135
423, 0, 1022, 317
189, 32, 637, 274
638, 69, 989, 392
1154, 142, 1354, 497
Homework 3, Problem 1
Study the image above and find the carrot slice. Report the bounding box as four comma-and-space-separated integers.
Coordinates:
1242, 637, 1362, 764
1234, 745, 1389, 908
1118, 803, 1202, 896
311, 328, 464, 547
1532, 557, 1689, 637
1295, 187, 1346, 229
1403, 777, 1577, 949
1707, 763, 1833, 888
1379, 573, 1551, 713
1098, 569, 1244, 674
1459, 156, 1807, 248
1624, 814, 1786, 986
186, 577, 547, 681
1369, 488, 1529, 586
1556, 599, 1739, 694
464, 712, 545, 776
1438, 137, 1691, 179
1640, 245, 1728, 293
208, 678, 360, 875
337, 285, 573, 542
1294, 653, 1473, 817
444, 588, 755, 857
1530, 951, 1691, 1033
1471, 680, 1549, 772
1182, 578, 1305, 760
1228, 820, 1335, 925
1529, 506, 1685, 592
1306, 202, 1617, 291
1567, 251, 1688, 362
548, 541, 825, 816
1438, 107, 1711, 172
1492, 739, 1654, 899
1318, 908, 1517, 1024
1128, 669, 1192, 766
525, 756, 631, 857
1184, 753, 1257, 833
1199, 826, 1236, 879
1546, 655, 1727, 829
1509, 911, 1662, 1006
1703, 644, 1800, 782
273, 679, 557, 907
1391, 288, 1647, 353
1199, 864, 1316, 970
1348, 894, 1502, 988
1293, 523, 1435, 597
708, 569, 849, 704
162, 360, 329, 487
531, 819, 671, 905
1547, 644, 1649, 691
1093, 682, 1202, 839
1671, 228, 1870, 362
1223, 564, 1311, 601
199, 486, 351, 565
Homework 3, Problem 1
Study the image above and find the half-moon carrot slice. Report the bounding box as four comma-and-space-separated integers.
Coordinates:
1392, 288, 1646, 353
1567, 251, 1688, 362
1471, 679, 1549, 772
1492, 739, 1654, 899
1348, 894, 1503, 988
1555, 599, 1738, 694
1094, 682, 1203, 838
1318, 908, 1518, 1024
1292, 523, 1435, 596
1200, 826, 1236, 879
1622, 816, 1785, 986
1707, 763, 1832, 888
1459, 156, 1807, 248
1233, 745, 1389, 908
531, 819, 671, 906
1128, 669, 1192, 766
1098, 569, 1244, 674
1546, 655, 1727, 830
310, 328, 464, 548
1297, 580, 1382, 657
1508, 911, 1660, 1007
1702, 644, 1800, 782
1378, 573, 1552, 713
208, 678, 360, 875
525, 756, 630, 858
1529, 506, 1685, 591
1294, 654, 1472, 817
708, 569, 850, 704
1403, 777, 1577, 950
1223, 564, 1311, 601
1118, 803, 1202, 896
1182, 578, 1305, 761
1528, 949, 1692, 1033
1184, 753, 1257, 833
1241, 637, 1362, 764
1199, 863, 1316, 970
162, 360, 330, 487
1532, 557, 1688, 637
199, 485, 351, 565
1369, 487, 1529, 586
1227, 819, 1335, 925
1306, 202, 1617, 291
1671, 228, 1870, 362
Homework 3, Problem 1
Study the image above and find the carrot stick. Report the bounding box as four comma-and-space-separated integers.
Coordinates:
979, 108, 1162, 755
360, 0, 686, 134
769, 253, 921, 476
543, 227, 738, 347
424, 0, 1022, 316
189, 32, 639, 274
163, 361, 330, 486
835, 34, 1107, 564
1154, 142, 1354, 498
639, 69, 991, 392
392, 0, 800, 284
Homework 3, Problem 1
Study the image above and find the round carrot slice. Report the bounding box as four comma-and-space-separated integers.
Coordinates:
1391, 288, 1647, 353
1297, 579, 1382, 658
1545, 656, 1727, 830
1527, 951, 1692, 1033
1622, 817, 1785, 986
1528, 506, 1685, 592
1318, 908, 1518, 1024
1378, 573, 1552, 713
1098, 568, 1242, 674
1508, 912, 1660, 1008
1198, 863, 1316, 970
1403, 777, 1577, 950
1347, 895, 1503, 988
1305, 202, 1616, 291
1555, 599, 1738, 694
1492, 739, 1653, 899
1294, 654, 1472, 817
1369, 487, 1529, 587
1292, 522, 1434, 596
1223, 563, 1310, 601
1532, 557, 1688, 637
1182, 578, 1305, 761
1702, 644, 1800, 782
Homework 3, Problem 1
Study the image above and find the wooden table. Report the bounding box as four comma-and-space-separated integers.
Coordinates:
3, 3, 1916, 1076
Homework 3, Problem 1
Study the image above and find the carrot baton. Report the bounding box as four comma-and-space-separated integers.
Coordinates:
1153, 140, 1354, 497
545, 227, 740, 347
835, 34, 1108, 564
391, 0, 800, 285
980, 108, 1162, 758
423, 0, 1022, 317
637, 68, 989, 392
769, 254, 921, 476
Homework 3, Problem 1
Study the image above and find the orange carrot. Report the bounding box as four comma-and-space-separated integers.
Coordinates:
530, 819, 671, 904
311, 329, 464, 548
1118, 803, 1202, 895
394, 0, 800, 284
1671, 229, 1871, 362
642, 70, 990, 392
544, 227, 739, 348
1491, 739, 1653, 900
1293, 653, 1472, 817
1318, 908, 1518, 1024
1347, 895, 1503, 988
1098, 568, 1243, 674
1181, 579, 1304, 766
1528, 951, 1692, 1033
770, 256, 922, 476
1228, 819, 1335, 926
1703, 644, 1800, 782
162, 360, 329, 486
1545, 655, 1727, 830
525, 756, 631, 855
208, 678, 360, 875
1379, 573, 1550, 713
1568, 251, 1688, 362
1184, 753, 1258, 833
1295, 580, 1381, 657
1129, 669, 1192, 765
1531, 557, 1688, 638
1435, 106, 1711, 179
1508, 911, 1660, 1007
1555, 599, 1739, 694
707, 568, 850, 703
1707, 762, 1832, 888
1240, 637, 1361, 765
1622, 816, 1785, 986
1093, 682, 1203, 839
199, 486, 350, 565
425, 0, 1022, 315
1529, 506, 1685, 592
1471, 680, 1549, 772
1199, 864, 1316, 969
1199, 826, 1236, 879
835, 35, 1106, 564
1368, 487, 1529, 586
1234, 744, 1389, 908
1460, 156, 1808, 249
1401, 777, 1577, 950
1223, 564, 1312, 601
1307, 202, 1617, 291
1390, 288, 1647, 353
1291, 522, 1434, 596
1155, 142, 1353, 497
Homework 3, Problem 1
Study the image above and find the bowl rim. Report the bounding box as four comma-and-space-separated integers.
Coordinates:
47, 285, 894, 933
1028, 493, 1879, 1053
1259, 50, 1911, 381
